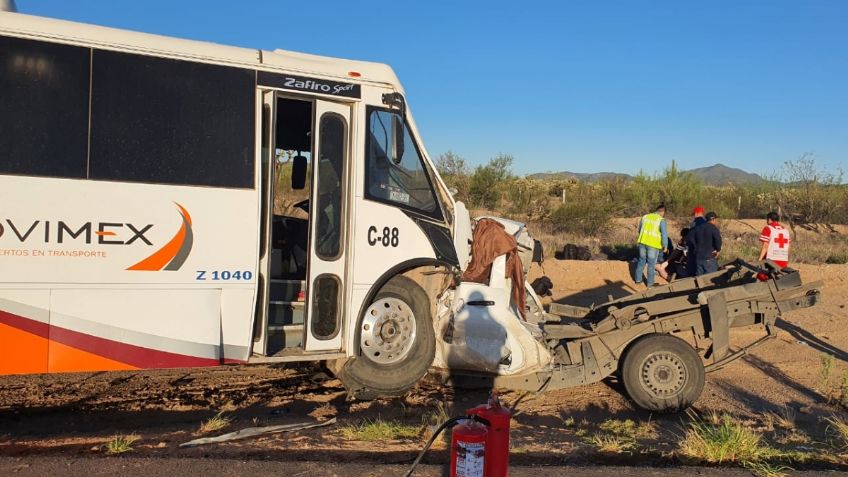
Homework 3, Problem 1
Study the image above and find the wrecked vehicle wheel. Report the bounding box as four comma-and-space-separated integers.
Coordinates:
621, 334, 704, 412
335, 275, 435, 399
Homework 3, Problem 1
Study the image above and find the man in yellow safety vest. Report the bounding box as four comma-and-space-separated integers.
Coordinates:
634, 204, 668, 287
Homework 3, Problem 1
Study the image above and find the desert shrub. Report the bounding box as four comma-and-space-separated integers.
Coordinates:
550, 202, 613, 236
597, 177, 633, 214
436, 150, 471, 204
618, 161, 704, 217
505, 178, 553, 219
652, 161, 704, 213
548, 182, 615, 236
773, 155, 846, 229
826, 254, 848, 265
468, 154, 514, 209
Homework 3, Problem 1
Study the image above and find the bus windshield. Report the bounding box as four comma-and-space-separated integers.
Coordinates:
365, 107, 442, 220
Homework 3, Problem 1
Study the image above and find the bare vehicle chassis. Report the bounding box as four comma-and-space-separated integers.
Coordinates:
489, 260, 822, 405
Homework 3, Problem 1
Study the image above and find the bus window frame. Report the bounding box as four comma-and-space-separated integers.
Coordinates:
313, 111, 348, 262
363, 105, 445, 223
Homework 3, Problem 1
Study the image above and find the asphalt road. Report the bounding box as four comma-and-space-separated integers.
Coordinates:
1, 457, 846, 477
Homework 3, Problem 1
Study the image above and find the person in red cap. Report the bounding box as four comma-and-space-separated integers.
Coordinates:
685, 206, 707, 276
758, 211, 791, 268
691, 206, 706, 228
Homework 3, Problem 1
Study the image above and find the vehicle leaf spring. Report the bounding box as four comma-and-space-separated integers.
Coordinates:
704, 328, 776, 373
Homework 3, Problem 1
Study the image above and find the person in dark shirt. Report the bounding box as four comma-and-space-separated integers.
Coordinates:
691, 206, 707, 228
690, 211, 722, 275
685, 206, 707, 276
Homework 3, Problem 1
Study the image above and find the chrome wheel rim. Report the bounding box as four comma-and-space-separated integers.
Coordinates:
360, 297, 417, 365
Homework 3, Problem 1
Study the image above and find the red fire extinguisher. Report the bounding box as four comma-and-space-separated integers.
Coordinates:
450, 418, 488, 477
467, 391, 512, 477
405, 391, 512, 477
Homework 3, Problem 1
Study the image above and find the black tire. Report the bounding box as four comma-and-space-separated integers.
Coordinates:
336, 275, 435, 399
621, 334, 705, 412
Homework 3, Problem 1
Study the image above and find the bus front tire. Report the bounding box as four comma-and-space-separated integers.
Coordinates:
336, 275, 435, 400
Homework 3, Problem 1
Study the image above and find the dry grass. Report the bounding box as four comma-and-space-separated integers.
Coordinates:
511, 443, 535, 454
598, 418, 656, 439
198, 411, 231, 434
762, 407, 797, 432
820, 353, 838, 402
560, 416, 576, 427
744, 461, 793, 477
104, 434, 141, 454
586, 433, 638, 453
679, 412, 782, 466
774, 430, 810, 445
581, 418, 655, 454
338, 417, 421, 442
421, 401, 450, 428
824, 415, 848, 450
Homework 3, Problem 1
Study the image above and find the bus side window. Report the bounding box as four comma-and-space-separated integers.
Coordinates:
315, 113, 346, 260
0, 36, 89, 179
88, 50, 255, 188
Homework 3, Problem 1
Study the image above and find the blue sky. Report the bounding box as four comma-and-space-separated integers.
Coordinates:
17, 0, 848, 177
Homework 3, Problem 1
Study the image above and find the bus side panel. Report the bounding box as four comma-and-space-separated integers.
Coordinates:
221, 288, 254, 362
0, 176, 260, 373
0, 290, 50, 374
47, 289, 222, 372
0, 176, 259, 286
347, 199, 438, 352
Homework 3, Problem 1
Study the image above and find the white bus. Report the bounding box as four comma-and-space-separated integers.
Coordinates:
3, 9, 815, 412
0, 10, 556, 398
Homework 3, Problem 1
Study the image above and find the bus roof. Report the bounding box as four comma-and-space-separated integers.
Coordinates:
0, 11, 402, 90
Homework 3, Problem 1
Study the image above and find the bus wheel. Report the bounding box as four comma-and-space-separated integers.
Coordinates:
337, 275, 435, 399
621, 334, 705, 412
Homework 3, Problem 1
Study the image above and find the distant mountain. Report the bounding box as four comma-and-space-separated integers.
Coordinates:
686, 164, 764, 186
527, 163, 764, 186
527, 171, 632, 182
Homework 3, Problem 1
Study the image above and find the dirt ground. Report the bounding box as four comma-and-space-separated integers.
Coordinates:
6, 457, 839, 477
1, 260, 847, 473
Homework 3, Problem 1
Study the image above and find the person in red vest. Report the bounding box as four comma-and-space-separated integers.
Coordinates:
758, 211, 791, 268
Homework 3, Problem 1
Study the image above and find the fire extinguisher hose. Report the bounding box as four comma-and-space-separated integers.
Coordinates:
403, 414, 490, 477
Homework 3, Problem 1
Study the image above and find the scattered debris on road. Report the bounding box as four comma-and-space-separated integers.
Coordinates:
180, 417, 336, 447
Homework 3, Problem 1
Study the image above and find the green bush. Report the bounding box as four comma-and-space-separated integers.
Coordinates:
549, 184, 615, 236
468, 154, 514, 209
505, 178, 552, 219
436, 150, 471, 204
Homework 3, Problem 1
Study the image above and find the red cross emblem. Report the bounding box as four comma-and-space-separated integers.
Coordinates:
775, 233, 789, 248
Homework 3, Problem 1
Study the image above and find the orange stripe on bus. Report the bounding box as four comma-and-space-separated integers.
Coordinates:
0, 322, 48, 374
127, 222, 186, 271
48, 340, 138, 373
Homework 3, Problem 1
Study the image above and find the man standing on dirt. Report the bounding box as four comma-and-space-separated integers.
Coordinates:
633, 204, 668, 287
690, 211, 722, 275
758, 211, 791, 268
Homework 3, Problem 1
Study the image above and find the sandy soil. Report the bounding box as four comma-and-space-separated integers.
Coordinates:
1, 260, 846, 471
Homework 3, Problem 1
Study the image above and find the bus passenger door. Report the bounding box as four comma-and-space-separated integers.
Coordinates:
253, 90, 276, 356
304, 100, 351, 351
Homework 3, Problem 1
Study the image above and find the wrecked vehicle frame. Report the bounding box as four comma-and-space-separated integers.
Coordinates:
438, 259, 822, 412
